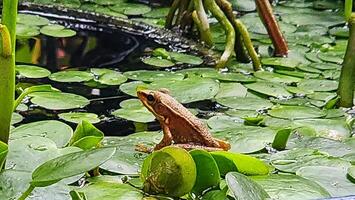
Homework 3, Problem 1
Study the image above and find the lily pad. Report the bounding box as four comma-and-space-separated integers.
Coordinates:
142, 57, 175, 68
112, 99, 155, 123
252, 174, 331, 200
215, 83, 248, 99
110, 3, 151, 15
11, 120, 73, 148
268, 105, 326, 120
226, 172, 269, 200
296, 166, 355, 197
244, 81, 292, 98
94, 69, 127, 86
40, 24, 76, 37
270, 148, 351, 173
169, 52, 203, 65
17, 13, 49, 26
216, 96, 273, 111
16, 24, 40, 38
58, 112, 100, 124
123, 70, 184, 82
16, 65, 51, 79
49, 71, 94, 83
29, 92, 90, 110
213, 126, 276, 153
261, 57, 301, 69
298, 79, 338, 92
254, 71, 301, 84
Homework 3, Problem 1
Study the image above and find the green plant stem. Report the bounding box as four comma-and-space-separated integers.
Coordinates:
17, 185, 35, 200
204, 0, 235, 69
235, 19, 262, 71
345, 0, 353, 21
0, 0, 17, 146
165, 0, 181, 28
192, 0, 213, 46
337, 14, 355, 108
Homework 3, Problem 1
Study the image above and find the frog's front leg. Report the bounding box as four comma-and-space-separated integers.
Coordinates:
173, 144, 225, 152
154, 122, 173, 150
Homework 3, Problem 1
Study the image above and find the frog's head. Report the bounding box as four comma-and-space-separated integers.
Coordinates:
137, 89, 172, 121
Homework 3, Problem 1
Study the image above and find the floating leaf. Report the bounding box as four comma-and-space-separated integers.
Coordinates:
40, 24, 76, 38
112, 100, 155, 123
216, 96, 273, 111
29, 92, 90, 110
31, 147, 116, 187
49, 71, 94, 83
226, 172, 269, 200
268, 105, 326, 120
254, 71, 301, 84
16, 24, 40, 38
296, 166, 355, 197
17, 13, 49, 26
215, 83, 248, 99
58, 112, 100, 124
123, 70, 184, 82
252, 174, 331, 200
110, 3, 151, 15
16, 65, 51, 79
244, 81, 292, 98
142, 57, 175, 68
298, 79, 338, 92
11, 120, 73, 147
93, 69, 127, 86
169, 52, 203, 65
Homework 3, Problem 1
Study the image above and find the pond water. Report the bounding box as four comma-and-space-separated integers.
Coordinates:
3, 0, 355, 199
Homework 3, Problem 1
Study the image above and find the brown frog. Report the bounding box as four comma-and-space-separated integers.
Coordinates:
137, 89, 231, 152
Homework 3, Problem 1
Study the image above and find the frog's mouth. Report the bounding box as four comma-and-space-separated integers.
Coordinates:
137, 90, 164, 121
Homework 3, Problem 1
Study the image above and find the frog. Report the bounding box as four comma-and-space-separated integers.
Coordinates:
137, 89, 231, 152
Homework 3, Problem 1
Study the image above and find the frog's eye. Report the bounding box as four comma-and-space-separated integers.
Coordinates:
147, 94, 155, 102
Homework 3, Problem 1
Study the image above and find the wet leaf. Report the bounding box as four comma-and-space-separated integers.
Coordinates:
268, 105, 326, 120
296, 166, 355, 197
216, 96, 273, 110
226, 172, 269, 200
31, 147, 116, 187
16, 65, 51, 79
123, 70, 184, 82
298, 79, 338, 92
29, 92, 90, 110
17, 13, 49, 26
40, 24, 76, 37
49, 70, 94, 83
169, 52, 203, 65
11, 120, 73, 147
59, 112, 100, 124
110, 2, 151, 15
69, 120, 104, 150
16, 24, 40, 38
244, 81, 292, 98
142, 57, 175, 68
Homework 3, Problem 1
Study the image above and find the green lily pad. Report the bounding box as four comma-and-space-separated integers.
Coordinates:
31, 147, 116, 187
309, 63, 341, 70
58, 112, 100, 124
244, 81, 292, 98
169, 52, 203, 65
270, 148, 351, 173
215, 83, 248, 99
142, 57, 175, 68
119, 81, 150, 97
216, 96, 273, 110
11, 120, 73, 148
252, 174, 331, 200
348, 166, 355, 182
49, 71, 94, 83
226, 172, 269, 200
261, 57, 301, 69
201, 71, 257, 83
268, 105, 326, 120
298, 79, 338, 92
207, 115, 243, 131
29, 92, 90, 110
296, 166, 355, 197
110, 3, 151, 15
112, 99, 155, 123
142, 7, 170, 18
16, 24, 40, 38
254, 71, 301, 84
71, 182, 143, 200
16, 65, 51, 79
40, 25, 76, 38
17, 13, 50, 26
93, 69, 127, 86
11, 113, 23, 125
123, 70, 184, 82
213, 126, 276, 153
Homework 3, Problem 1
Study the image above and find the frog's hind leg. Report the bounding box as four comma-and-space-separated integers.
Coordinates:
154, 123, 173, 150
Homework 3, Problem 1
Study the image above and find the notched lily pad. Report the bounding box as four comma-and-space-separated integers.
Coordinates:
268, 105, 326, 120
29, 92, 90, 110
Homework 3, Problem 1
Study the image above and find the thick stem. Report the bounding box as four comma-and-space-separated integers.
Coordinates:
345, 0, 353, 21
204, 0, 235, 69
165, 0, 181, 29
192, 0, 213, 46
180, 0, 194, 30
0, 0, 18, 145
0, 25, 12, 57
176, 0, 189, 25
215, 0, 249, 63
337, 14, 355, 108
235, 19, 262, 71
255, 0, 288, 57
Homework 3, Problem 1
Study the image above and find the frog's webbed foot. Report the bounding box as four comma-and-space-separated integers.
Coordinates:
135, 143, 153, 153
173, 143, 225, 152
